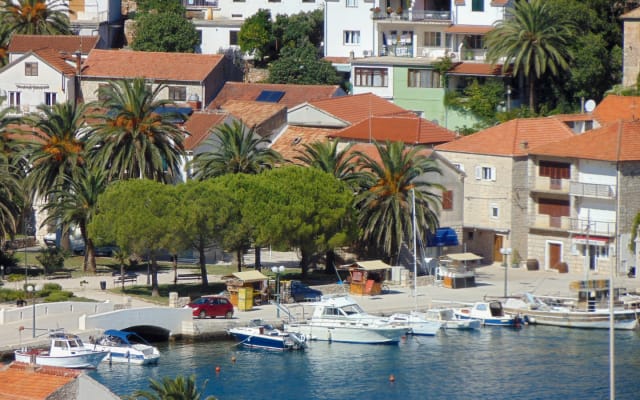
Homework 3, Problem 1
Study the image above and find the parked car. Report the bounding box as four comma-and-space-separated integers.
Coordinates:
187, 295, 234, 319
288, 281, 323, 303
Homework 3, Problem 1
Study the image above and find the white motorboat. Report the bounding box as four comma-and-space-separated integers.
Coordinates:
419, 308, 481, 330
503, 293, 639, 330
386, 312, 442, 336
15, 330, 108, 369
228, 319, 307, 351
85, 329, 160, 365
284, 295, 408, 344
454, 301, 523, 327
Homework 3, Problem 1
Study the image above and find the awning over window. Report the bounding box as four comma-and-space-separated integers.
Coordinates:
427, 227, 459, 247
572, 235, 608, 246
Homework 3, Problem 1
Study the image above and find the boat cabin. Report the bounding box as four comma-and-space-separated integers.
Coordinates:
340, 260, 392, 296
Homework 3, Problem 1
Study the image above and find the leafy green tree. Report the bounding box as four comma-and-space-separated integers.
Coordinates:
446, 78, 506, 128
485, 0, 576, 112
238, 9, 274, 66
40, 169, 109, 274
294, 140, 365, 191
355, 141, 442, 262
247, 166, 355, 276
132, 11, 200, 53
189, 120, 281, 180
136, 0, 185, 13
36, 246, 65, 274
89, 180, 179, 297
0, 0, 71, 35
273, 10, 324, 50
88, 78, 186, 183
126, 374, 216, 400
268, 42, 341, 85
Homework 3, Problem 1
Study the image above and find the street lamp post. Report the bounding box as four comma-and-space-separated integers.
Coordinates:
26, 285, 36, 338
507, 85, 512, 112
271, 265, 285, 317
500, 247, 512, 297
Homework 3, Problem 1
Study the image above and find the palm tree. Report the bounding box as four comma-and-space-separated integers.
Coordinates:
0, 0, 72, 35
189, 120, 281, 180
485, 0, 576, 112
0, 155, 22, 242
126, 374, 216, 400
355, 140, 442, 262
0, 25, 11, 67
88, 78, 186, 183
40, 168, 109, 273
294, 140, 366, 191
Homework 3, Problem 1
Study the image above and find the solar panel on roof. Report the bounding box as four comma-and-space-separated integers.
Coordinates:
256, 90, 285, 102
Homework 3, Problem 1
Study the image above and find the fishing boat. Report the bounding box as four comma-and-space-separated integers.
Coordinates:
418, 308, 481, 330
386, 312, 442, 336
227, 319, 307, 351
14, 330, 108, 369
284, 295, 408, 344
85, 329, 160, 364
503, 293, 638, 330
454, 301, 522, 327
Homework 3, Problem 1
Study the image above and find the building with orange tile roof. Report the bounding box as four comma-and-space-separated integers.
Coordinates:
592, 95, 640, 125
80, 49, 242, 110
220, 100, 287, 138
8, 35, 100, 63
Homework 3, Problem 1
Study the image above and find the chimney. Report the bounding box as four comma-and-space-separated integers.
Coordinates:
187, 93, 201, 111
75, 50, 82, 75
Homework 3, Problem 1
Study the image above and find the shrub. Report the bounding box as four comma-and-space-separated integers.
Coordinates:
43, 290, 74, 302
36, 247, 65, 274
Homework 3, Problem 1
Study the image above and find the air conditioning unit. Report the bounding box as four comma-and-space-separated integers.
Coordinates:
363, 50, 370, 57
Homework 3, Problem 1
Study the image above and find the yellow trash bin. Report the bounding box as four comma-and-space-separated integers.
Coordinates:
237, 287, 253, 311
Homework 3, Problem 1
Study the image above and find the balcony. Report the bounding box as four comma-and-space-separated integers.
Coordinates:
568, 218, 616, 237
371, 9, 451, 23
569, 181, 616, 199
531, 177, 570, 194
182, 0, 218, 8
530, 215, 570, 231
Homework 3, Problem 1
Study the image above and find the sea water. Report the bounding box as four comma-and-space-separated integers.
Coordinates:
88, 326, 640, 399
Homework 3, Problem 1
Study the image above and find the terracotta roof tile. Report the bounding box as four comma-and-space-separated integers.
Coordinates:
270, 126, 333, 163
550, 113, 596, 122
330, 115, 456, 145
454, 0, 465, 5
0, 363, 80, 399
491, 0, 510, 6
347, 142, 433, 168
445, 25, 494, 34
530, 120, 640, 161
449, 62, 506, 76
82, 49, 224, 81
435, 117, 576, 156
208, 82, 343, 110
8, 34, 99, 55
592, 95, 640, 124
182, 112, 228, 151
33, 48, 76, 76
309, 93, 408, 124
220, 100, 286, 129
324, 56, 350, 64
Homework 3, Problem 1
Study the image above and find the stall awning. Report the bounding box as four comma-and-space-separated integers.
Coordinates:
428, 227, 459, 247
572, 235, 609, 246
223, 270, 269, 282
444, 253, 483, 262
340, 260, 393, 271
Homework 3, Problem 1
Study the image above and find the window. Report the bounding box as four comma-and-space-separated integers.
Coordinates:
169, 86, 187, 101
229, 30, 239, 45
346, 0, 357, 7
354, 67, 388, 87
25, 62, 38, 76
302, 0, 315, 2
424, 32, 442, 47
407, 69, 441, 88
467, 231, 474, 240
472, 0, 484, 12
268, 0, 281, 2
490, 204, 499, 218
344, 30, 360, 45
475, 166, 496, 181
442, 190, 453, 210
539, 161, 570, 179
465, 35, 484, 49
45, 92, 57, 106
9, 91, 20, 108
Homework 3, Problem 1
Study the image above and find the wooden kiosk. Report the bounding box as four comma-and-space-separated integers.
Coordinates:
437, 253, 482, 289
223, 270, 269, 311
340, 260, 392, 296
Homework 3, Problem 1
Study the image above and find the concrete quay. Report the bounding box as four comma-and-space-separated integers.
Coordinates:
2, 263, 639, 356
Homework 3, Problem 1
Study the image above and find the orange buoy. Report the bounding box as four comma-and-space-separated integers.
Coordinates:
215, 366, 221, 373
389, 374, 395, 382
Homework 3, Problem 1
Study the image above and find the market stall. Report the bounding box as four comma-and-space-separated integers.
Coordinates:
437, 253, 482, 289
223, 270, 269, 310
340, 260, 392, 296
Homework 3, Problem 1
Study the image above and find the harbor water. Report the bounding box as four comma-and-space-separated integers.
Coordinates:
88, 326, 640, 399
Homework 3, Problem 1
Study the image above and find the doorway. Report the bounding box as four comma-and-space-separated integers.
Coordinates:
493, 235, 504, 263
548, 243, 561, 270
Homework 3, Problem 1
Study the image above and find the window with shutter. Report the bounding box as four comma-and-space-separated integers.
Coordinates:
442, 190, 453, 210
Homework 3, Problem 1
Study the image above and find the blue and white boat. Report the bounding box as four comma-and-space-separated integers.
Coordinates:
85, 329, 160, 365
454, 301, 522, 327
228, 320, 307, 351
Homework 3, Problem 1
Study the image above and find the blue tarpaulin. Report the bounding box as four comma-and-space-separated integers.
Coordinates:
427, 227, 459, 247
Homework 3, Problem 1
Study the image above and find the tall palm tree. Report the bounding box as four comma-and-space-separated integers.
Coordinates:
88, 78, 186, 183
355, 140, 442, 262
40, 168, 109, 273
0, 25, 11, 67
189, 120, 281, 180
294, 140, 366, 191
126, 374, 216, 400
0, 155, 22, 242
0, 0, 72, 35
485, 0, 576, 112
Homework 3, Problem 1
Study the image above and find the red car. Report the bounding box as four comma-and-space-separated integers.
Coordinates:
187, 295, 234, 319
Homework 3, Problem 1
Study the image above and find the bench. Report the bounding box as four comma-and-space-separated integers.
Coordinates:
46, 272, 72, 279
113, 273, 138, 285
176, 273, 202, 281
177, 258, 198, 265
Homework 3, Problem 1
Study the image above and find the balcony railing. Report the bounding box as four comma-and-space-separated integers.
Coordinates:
569, 218, 616, 237
530, 215, 570, 231
569, 181, 616, 199
372, 10, 451, 22
531, 176, 570, 193
182, 0, 218, 8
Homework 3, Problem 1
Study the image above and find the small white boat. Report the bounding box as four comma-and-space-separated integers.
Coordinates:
15, 330, 108, 369
85, 329, 160, 364
386, 312, 442, 336
454, 301, 522, 327
228, 320, 306, 351
284, 295, 408, 344
419, 308, 481, 330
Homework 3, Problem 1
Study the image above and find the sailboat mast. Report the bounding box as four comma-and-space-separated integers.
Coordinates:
412, 188, 417, 300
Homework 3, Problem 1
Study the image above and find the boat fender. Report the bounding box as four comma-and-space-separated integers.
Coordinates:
231, 356, 236, 363
389, 374, 396, 382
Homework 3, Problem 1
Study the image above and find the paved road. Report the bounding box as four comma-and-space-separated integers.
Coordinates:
2, 263, 638, 355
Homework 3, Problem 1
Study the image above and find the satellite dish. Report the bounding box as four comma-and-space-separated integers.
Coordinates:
584, 99, 596, 113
